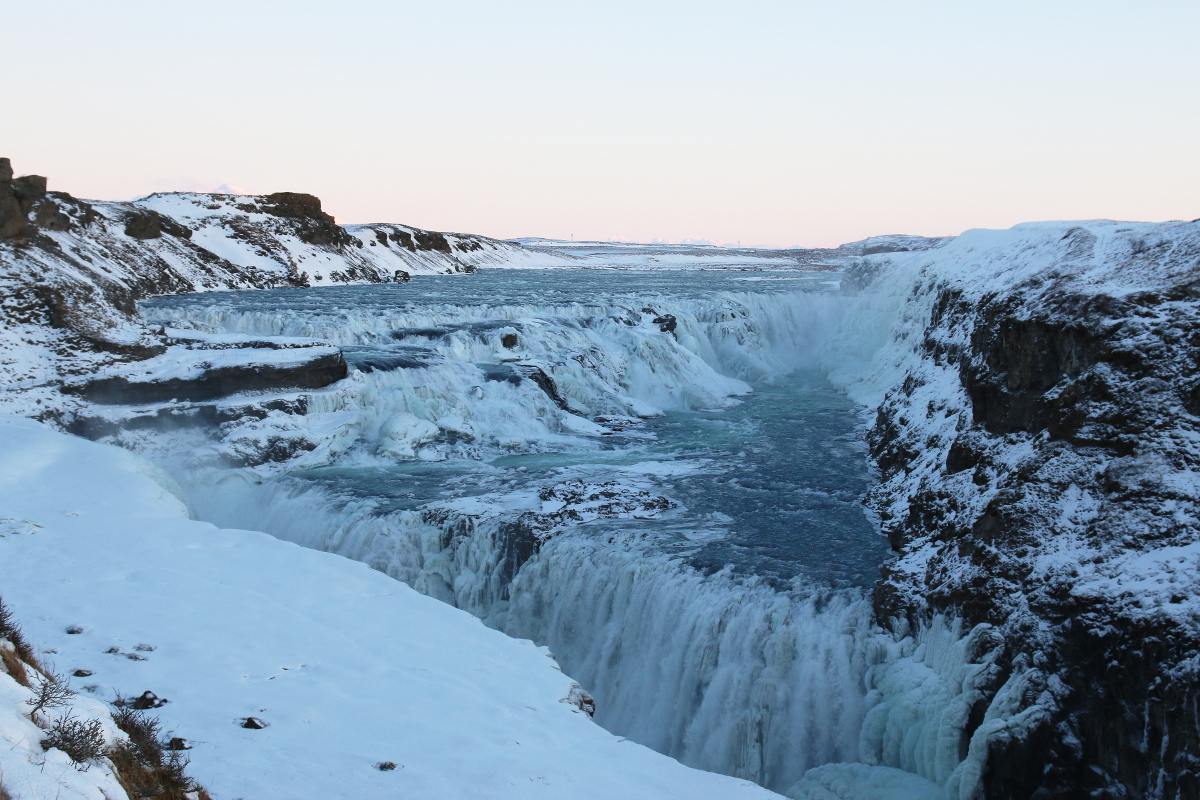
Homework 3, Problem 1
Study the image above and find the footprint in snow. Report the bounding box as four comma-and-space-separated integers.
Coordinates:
0, 518, 42, 536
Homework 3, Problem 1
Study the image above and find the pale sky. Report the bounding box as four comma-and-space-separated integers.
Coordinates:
7, 0, 1199, 247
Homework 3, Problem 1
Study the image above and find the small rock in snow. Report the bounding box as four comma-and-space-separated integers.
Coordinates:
130, 691, 168, 709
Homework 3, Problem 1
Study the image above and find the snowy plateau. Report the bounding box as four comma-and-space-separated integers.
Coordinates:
1, 157, 1198, 800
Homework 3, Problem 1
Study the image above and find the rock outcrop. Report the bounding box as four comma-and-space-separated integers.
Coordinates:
847, 221, 1200, 799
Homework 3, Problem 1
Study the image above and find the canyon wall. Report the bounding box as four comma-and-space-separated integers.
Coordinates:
836, 220, 1200, 799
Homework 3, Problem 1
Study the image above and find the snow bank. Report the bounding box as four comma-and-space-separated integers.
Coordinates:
0, 664, 129, 800
0, 416, 781, 800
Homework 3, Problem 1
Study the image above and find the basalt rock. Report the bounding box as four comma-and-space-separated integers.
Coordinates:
124, 209, 192, 240
33, 199, 72, 232
862, 226, 1200, 800
11, 174, 47, 215
0, 158, 29, 238
414, 230, 452, 253
261, 191, 354, 248
74, 350, 348, 405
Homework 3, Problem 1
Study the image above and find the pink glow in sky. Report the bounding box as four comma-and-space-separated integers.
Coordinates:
7, 0, 1199, 248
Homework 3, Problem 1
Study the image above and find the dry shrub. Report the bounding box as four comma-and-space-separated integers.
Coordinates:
0, 597, 36, 663
110, 702, 213, 800
41, 712, 107, 769
0, 596, 43, 688
28, 669, 74, 718
0, 646, 31, 688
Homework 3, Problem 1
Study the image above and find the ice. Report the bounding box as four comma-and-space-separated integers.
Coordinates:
788, 763, 947, 800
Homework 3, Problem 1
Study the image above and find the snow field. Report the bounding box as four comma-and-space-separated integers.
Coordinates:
0, 416, 782, 800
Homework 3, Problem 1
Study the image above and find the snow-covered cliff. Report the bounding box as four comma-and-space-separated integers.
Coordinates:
0, 158, 564, 420
826, 219, 1200, 799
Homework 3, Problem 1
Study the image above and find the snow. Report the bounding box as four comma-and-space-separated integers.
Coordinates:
87, 343, 342, 386
0, 664, 129, 800
0, 415, 781, 800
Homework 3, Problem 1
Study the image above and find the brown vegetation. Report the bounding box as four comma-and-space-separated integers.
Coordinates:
109, 701, 213, 800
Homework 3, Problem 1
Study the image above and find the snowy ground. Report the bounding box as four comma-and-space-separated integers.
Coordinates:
0, 415, 781, 800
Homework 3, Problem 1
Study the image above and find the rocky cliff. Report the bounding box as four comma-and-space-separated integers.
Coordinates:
843, 220, 1200, 799
0, 158, 556, 421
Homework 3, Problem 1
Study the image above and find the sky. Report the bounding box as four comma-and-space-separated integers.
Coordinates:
6, 0, 1199, 248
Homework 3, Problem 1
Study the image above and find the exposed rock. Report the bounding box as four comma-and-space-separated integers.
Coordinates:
124, 209, 192, 240
479, 362, 571, 410
33, 199, 71, 231
414, 230, 452, 253
11, 174, 47, 215
129, 691, 168, 710
652, 313, 677, 334
562, 684, 596, 717
68, 395, 310, 441
261, 191, 354, 248
72, 348, 348, 405
217, 411, 318, 467
856, 221, 1200, 799
0, 158, 28, 238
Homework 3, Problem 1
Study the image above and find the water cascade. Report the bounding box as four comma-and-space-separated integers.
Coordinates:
139, 271, 941, 795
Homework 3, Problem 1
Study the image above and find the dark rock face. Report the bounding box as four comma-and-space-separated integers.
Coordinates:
68, 395, 309, 440
480, 362, 572, 410
33, 199, 72, 231
74, 350, 348, 405
0, 158, 31, 238
413, 230, 452, 253
652, 314, 677, 334
11, 174, 47, 215
124, 210, 192, 240
866, 258, 1200, 799
261, 191, 354, 248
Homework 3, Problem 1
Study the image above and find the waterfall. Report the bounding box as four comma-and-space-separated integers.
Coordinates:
142, 273, 985, 797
